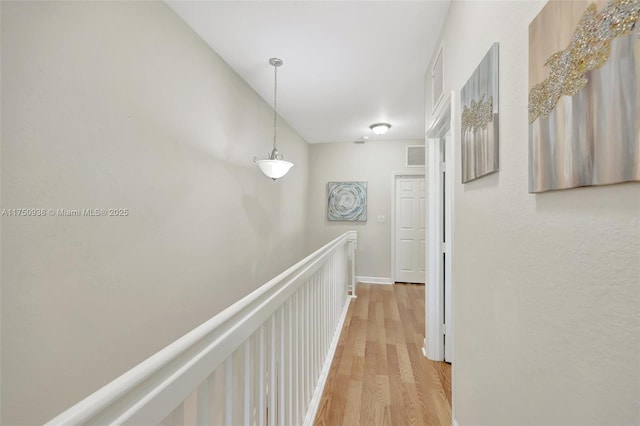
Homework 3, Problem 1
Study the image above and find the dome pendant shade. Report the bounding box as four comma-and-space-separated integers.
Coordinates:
256, 159, 294, 180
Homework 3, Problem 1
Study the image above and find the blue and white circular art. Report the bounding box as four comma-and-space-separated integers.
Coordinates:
327, 182, 367, 221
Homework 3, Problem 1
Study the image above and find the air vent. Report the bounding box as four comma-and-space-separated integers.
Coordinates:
406, 145, 425, 167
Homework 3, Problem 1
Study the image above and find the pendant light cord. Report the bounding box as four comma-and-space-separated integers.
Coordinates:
273, 64, 278, 150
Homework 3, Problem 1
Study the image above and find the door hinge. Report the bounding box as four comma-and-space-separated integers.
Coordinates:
441, 324, 447, 335
440, 161, 446, 173
440, 242, 447, 253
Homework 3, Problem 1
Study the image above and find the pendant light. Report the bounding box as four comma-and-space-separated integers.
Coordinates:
254, 58, 294, 180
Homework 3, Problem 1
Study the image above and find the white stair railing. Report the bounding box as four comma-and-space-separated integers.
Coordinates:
47, 231, 357, 426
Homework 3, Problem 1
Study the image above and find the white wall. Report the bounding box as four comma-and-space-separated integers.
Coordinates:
425, 1, 640, 425
0, 1, 309, 424
307, 140, 423, 281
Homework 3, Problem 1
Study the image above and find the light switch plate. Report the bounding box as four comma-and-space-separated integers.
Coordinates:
377, 215, 385, 223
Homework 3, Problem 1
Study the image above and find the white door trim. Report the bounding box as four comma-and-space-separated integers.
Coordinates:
425, 91, 455, 361
390, 170, 425, 284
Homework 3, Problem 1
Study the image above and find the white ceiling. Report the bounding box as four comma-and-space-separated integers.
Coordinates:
166, 1, 451, 143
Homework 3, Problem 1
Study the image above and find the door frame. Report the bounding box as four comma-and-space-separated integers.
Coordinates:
425, 91, 455, 363
390, 170, 425, 284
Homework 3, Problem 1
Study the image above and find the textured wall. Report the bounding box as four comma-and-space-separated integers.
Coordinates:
0, 1, 309, 424
307, 140, 423, 280
425, 1, 640, 424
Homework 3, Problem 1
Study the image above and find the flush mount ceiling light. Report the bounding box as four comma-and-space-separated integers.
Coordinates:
254, 57, 293, 181
369, 122, 391, 135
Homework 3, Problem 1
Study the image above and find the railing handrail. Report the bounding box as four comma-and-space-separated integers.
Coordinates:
46, 230, 357, 425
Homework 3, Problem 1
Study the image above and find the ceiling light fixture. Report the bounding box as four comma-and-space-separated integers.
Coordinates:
369, 122, 391, 135
254, 58, 293, 180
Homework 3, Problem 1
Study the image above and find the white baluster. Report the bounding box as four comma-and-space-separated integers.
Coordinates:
292, 291, 299, 424
225, 357, 233, 426
296, 289, 302, 423
197, 379, 209, 425
287, 298, 293, 425
320, 266, 325, 356
299, 285, 305, 416
258, 325, 265, 426
323, 265, 328, 354
328, 258, 332, 336
269, 315, 277, 426
211, 366, 224, 425
304, 280, 313, 404
332, 254, 336, 329
313, 274, 319, 383
278, 307, 285, 426
183, 390, 197, 426
318, 272, 323, 377
243, 339, 252, 426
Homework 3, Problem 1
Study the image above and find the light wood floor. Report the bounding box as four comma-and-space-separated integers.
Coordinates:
314, 283, 451, 426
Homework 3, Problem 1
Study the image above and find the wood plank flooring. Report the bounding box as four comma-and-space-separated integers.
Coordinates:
314, 283, 451, 426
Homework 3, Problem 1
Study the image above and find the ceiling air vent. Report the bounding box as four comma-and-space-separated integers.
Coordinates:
406, 145, 425, 167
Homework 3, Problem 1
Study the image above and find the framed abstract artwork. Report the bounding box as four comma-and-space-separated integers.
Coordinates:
461, 42, 500, 183
327, 181, 367, 221
528, 0, 640, 193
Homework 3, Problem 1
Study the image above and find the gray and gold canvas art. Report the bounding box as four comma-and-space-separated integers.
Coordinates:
327, 181, 367, 221
461, 43, 500, 183
528, 0, 640, 193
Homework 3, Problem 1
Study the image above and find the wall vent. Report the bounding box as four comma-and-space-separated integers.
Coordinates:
406, 145, 425, 167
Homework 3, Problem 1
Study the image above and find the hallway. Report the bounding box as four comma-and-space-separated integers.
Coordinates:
314, 284, 451, 426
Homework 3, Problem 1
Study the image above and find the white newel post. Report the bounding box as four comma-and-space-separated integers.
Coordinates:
348, 231, 357, 298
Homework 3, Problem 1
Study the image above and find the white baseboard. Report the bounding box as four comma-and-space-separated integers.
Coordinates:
453, 419, 459, 426
422, 338, 428, 358
355, 276, 393, 285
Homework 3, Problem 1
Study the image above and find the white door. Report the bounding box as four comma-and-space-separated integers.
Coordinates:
395, 176, 426, 283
